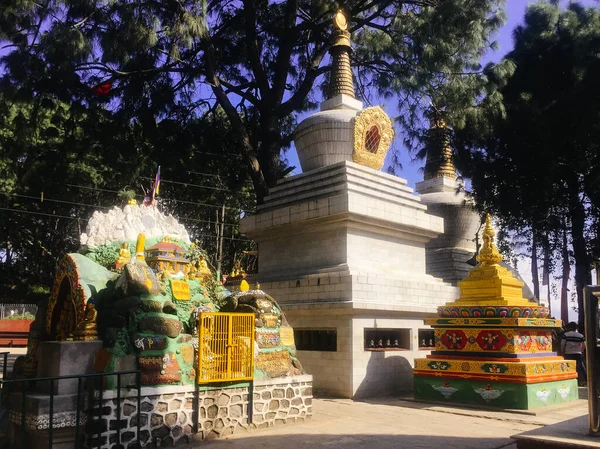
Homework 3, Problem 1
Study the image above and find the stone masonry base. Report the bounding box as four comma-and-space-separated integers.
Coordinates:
87, 375, 313, 448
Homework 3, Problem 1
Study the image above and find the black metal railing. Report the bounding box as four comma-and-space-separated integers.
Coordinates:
0, 369, 141, 449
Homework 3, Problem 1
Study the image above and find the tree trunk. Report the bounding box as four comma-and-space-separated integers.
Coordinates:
531, 230, 540, 300
568, 184, 591, 332
542, 237, 551, 315
258, 114, 285, 189
217, 204, 225, 275
561, 226, 571, 324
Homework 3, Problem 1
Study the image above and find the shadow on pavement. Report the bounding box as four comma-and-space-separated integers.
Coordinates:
195, 433, 517, 449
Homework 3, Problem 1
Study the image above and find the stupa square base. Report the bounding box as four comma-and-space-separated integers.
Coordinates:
413, 375, 578, 410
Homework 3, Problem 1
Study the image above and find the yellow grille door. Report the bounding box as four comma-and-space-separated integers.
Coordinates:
198, 313, 255, 383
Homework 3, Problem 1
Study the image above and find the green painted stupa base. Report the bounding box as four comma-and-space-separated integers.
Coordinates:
413, 376, 578, 410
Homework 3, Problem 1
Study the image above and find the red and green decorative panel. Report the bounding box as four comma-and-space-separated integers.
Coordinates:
434, 328, 555, 354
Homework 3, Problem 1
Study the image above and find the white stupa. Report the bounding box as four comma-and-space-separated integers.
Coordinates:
241, 12, 458, 399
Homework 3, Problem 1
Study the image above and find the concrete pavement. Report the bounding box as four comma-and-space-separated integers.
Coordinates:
196, 394, 590, 449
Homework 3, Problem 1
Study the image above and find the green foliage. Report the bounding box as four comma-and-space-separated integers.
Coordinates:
203, 277, 228, 311
85, 242, 121, 268
453, 1, 600, 326
5, 312, 35, 320
0, 0, 507, 299
0, 88, 253, 299
0, 0, 505, 202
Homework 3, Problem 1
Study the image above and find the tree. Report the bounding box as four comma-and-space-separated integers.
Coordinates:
0, 0, 506, 203
453, 1, 600, 328
0, 88, 254, 301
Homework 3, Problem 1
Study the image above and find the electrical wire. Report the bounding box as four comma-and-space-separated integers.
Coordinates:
41, 182, 254, 211
0, 207, 85, 221
1, 192, 113, 210
0, 207, 248, 241
1, 192, 242, 227
141, 176, 255, 194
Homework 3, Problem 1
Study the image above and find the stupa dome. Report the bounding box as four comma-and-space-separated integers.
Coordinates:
294, 13, 394, 173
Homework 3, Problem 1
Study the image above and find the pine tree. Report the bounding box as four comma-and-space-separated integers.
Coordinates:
454, 1, 600, 328
0, 0, 506, 203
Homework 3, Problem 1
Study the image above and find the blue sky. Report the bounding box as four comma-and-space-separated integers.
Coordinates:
285, 0, 598, 187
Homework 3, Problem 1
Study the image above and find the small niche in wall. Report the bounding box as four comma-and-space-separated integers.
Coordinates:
364, 328, 410, 351
294, 329, 337, 351
418, 329, 436, 349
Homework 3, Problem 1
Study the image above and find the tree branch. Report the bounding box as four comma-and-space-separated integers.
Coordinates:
272, 0, 299, 105
279, 46, 329, 117
203, 36, 269, 202
242, 0, 271, 98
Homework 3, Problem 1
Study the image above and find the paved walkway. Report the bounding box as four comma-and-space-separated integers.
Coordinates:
199, 392, 591, 449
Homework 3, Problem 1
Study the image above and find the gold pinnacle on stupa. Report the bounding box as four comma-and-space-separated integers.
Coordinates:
477, 214, 503, 265
327, 11, 355, 99
451, 214, 531, 307
424, 113, 457, 181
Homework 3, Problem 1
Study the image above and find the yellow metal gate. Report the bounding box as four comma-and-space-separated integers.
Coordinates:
197, 312, 255, 383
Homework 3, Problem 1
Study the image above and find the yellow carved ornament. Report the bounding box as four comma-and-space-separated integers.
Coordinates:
477, 214, 502, 265
352, 106, 394, 170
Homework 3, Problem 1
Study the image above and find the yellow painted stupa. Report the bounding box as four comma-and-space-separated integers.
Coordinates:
413, 214, 578, 409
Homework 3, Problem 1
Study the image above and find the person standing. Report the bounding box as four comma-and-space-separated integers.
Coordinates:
561, 322, 587, 386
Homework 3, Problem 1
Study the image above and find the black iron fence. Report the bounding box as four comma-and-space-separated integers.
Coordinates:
0, 369, 141, 449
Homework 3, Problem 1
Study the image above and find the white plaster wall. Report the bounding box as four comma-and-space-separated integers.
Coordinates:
346, 228, 427, 276
284, 309, 437, 399
285, 311, 354, 398
259, 273, 353, 304
259, 272, 457, 309
350, 316, 433, 398
258, 228, 348, 275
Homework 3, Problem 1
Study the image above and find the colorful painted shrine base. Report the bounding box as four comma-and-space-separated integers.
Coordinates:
414, 356, 576, 384
414, 318, 578, 410
413, 223, 579, 410
413, 376, 578, 410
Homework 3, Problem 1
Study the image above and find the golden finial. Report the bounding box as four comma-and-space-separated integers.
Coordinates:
334, 11, 348, 30
328, 11, 355, 99
476, 214, 503, 265
128, 198, 137, 206
424, 115, 457, 180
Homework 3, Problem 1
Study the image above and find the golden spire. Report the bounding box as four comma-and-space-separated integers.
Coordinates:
476, 214, 503, 265
424, 115, 457, 180
327, 11, 355, 99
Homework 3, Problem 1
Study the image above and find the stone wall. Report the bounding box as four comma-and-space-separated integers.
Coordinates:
88, 375, 312, 448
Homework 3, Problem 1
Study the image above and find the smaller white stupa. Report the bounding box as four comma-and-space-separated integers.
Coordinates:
415, 116, 480, 284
